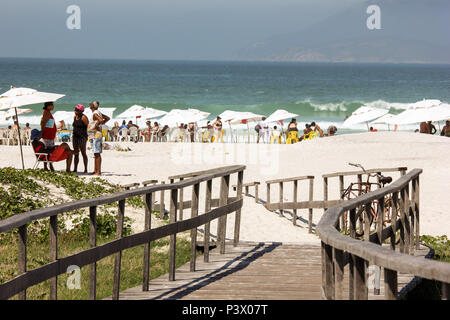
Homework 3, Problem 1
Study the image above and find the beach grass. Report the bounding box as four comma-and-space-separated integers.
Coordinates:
0, 230, 197, 300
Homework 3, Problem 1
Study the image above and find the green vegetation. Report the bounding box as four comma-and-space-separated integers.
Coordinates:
420, 235, 450, 263
0, 167, 198, 300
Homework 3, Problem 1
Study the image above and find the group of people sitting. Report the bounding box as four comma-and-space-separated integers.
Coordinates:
255, 117, 338, 144
108, 120, 170, 142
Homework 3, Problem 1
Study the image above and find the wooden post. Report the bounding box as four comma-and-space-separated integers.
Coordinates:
384, 268, 398, 300
169, 189, 178, 281
353, 255, 368, 300
323, 177, 328, 213
321, 242, 334, 299
179, 178, 184, 221
348, 253, 354, 300
190, 183, 200, 272
89, 206, 97, 300
112, 199, 125, 300
414, 177, 420, 250
142, 193, 153, 291
376, 196, 384, 245
18, 224, 27, 300
279, 182, 284, 217
49, 215, 58, 300
245, 185, 249, 196
234, 171, 244, 247
204, 179, 212, 262
293, 180, 298, 226
309, 179, 314, 233
339, 175, 345, 230
364, 204, 371, 242
266, 183, 271, 208
391, 192, 399, 251
442, 283, 450, 300
349, 208, 356, 239
254, 183, 259, 203
409, 180, 415, 256
403, 185, 411, 254
160, 181, 166, 217
333, 248, 345, 300
218, 175, 230, 254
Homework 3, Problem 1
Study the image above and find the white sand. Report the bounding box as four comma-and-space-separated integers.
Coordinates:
1, 132, 449, 242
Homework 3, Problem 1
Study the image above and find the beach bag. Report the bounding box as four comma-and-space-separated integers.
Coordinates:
254, 124, 261, 132
49, 146, 68, 162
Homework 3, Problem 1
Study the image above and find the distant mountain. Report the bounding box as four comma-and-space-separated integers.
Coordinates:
231, 0, 450, 64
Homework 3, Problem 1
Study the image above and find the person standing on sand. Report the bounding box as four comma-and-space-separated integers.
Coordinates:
419, 121, 430, 134
212, 116, 222, 143
89, 101, 110, 176
441, 120, 450, 137
40, 102, 57, 148
72, 104, 89, 173
427, 121, 436, 135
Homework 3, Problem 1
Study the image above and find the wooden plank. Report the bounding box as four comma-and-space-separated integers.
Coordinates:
266, 183, 270, 206
190, 183, 200, 272
89, 206, 97, 300
384, 268, 397, 300
179, 178, 184, 221
169, 189, 178, 281
353, 255, 368, 300
322, 242, 334, 299
234, 171, 244, 247
112, 199, 125, 300
334, 248, 345, 300
293, 180, 298, 226
279, 182, 284, 217
18, 224, 27, 300
204, 180, 212, 262
49, 215, 58, 300
218, 175, 230, 254
309, 179, 314, 233
414, 177, 420, 249
142, 193, 153, 291
160, 181, 165, 215
265, 175, 314, 184
322, 167, 408, 179
323, 177, 328, 213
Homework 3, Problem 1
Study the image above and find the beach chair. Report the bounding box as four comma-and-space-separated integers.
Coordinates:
286, 131, 299, 144
201, 130, 210, 143
22, 128, 31, 145
303, 130, 319, 140
120, 128, 129, 141
32, 145, 68, 170
129, 126, 139, 142
110, 127, 119, 141
57, 130, 71, 143
270, 134, 281, 144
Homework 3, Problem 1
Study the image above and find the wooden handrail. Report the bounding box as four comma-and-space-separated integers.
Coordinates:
317, 169, 450, 300
0, 165, 246, 300
322, 167, 407, 179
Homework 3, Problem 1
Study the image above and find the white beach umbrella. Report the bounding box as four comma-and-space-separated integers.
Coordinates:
116, 105, 145, 118
369, 113, 396, 131
52, 111, 75, 126
343, 106, 389, 129
386, 101, 449, 125
158, 109, 209, 127
0, 86, 66, 169
265, 109, 299, 124
2, 108, 33, 119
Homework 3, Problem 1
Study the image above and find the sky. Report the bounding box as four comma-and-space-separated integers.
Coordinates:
0, 0, 447, 61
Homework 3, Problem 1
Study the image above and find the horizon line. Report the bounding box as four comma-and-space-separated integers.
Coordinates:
0, 56, 449, 66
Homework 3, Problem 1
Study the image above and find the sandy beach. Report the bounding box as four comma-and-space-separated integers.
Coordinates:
1, 131, 449, 242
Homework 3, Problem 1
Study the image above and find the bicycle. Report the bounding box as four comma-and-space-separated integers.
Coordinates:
340, 163, 395, 238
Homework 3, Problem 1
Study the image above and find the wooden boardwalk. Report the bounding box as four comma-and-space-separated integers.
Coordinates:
110, 242, 431, 300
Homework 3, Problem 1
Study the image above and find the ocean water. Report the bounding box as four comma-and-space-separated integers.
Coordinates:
1, 58, 449, 132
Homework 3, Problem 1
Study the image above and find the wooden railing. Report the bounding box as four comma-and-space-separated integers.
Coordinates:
0, 165, 245, 300
263, 167, 408, 233
316, 169, 450, 300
